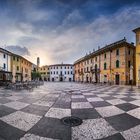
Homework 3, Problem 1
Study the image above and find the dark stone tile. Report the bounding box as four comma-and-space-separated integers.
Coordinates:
91, 101, 111, 108
71, 108, 101, 120
102, 96, 117, 100
105, 113, 140, 131
53, 102, 71, 109
84, 95, 97, 98
121, 97, 136, 102
0, 120, 25, 140
116, 103, 139, 111
72, 98, 87, 102
29, 117, 71, 140
0, 98, 12, 104
0, 94, 12, 97
21, 104, 50, 116
100, 133, 125, 140
0, 105, 16, 117
18, 97, 37, 104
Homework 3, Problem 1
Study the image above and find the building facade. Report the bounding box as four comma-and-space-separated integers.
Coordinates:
49, 64, 74, 82
38, 65, 50, 81
0, 48, 12, 82
74, 39, 135, 85
21, 57, 32, 82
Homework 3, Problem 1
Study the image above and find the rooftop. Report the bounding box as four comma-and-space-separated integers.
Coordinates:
74, 38, 135, 64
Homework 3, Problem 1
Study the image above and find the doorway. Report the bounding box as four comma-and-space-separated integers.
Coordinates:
115, 74, 120, 85
60, 77, 63, 81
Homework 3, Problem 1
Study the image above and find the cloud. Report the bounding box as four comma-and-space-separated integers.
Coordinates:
5, 45, 30, 56
0, 0, 140, 66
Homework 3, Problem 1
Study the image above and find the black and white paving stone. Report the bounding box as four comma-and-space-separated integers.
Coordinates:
0, 82, 140, 140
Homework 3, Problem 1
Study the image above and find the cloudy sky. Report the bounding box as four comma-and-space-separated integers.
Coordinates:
0, 0, 140, 66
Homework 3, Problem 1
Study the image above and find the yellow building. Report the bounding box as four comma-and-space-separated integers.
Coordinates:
11, 54, 22, 82
21, 57, 32, 82
38, 65, 50, 81
11, 54, 32, 83
133, 27, 140, 87
74, 39, 135, 85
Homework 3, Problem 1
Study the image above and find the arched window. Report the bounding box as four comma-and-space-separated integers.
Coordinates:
104, 63, 107, 70
116, 60, 120, 68
95, 64, 98, 70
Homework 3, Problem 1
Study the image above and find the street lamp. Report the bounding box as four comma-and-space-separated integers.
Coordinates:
130, 65, 134, 90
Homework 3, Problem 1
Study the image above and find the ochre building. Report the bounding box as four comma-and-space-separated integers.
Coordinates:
74, 39, 135, 85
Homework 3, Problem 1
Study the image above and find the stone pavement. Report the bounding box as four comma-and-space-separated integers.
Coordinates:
0, 82, 140, 140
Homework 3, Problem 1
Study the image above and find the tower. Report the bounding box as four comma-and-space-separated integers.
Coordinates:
37, 57, 40, 68
133, 27, 140, 86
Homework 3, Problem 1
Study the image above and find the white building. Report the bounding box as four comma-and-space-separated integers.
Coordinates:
0, 48, 12, 82
49, 64, 74, 82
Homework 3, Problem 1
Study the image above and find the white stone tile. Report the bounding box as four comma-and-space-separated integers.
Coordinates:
87, 97, 104, 102
132, 96, 140, 100
72, 118, 117, 140
0, 111, 41, 131
71, 95, 85, 99
97, 94, 110, 97
121, 125, 140, 140
106, 99, 126, 105
45, 108, 71, 119
20, 133, 59, 140
7, 95, 23, 101
95, 106, 124, 117
82, 92, 93, 95
33, 100, 54, 107
130, 100, 140, 106
72, 102, 93, 109
113, 95, 127, 99
4, 101, 29, 110
127, 107, 140, 119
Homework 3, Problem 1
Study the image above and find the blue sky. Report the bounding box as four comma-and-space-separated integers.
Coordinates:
0, 0, 140, 65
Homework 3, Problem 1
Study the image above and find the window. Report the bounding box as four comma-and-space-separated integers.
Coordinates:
128, 61, 131, 68
104, 53, 106, 59
116, 49, 119, 56
65, 66, 66, 69
17, 66, 19, 71
95, 64, 98, 70
3, 54, 6, 58
61, 66, 62, 69
3, 63, 6, 69
57, 71, 58, 74
71, 71, 73, 74
65, 71, 66, 74
128, 49, 131, 55
116, 60, 120, 68
87, 67, 89, 72
13, 56, 15, 60
68, 71, 69, 74
104, 63, 107, 70
95, 57, 97, 62
91, 59, 92, 63
17, 57, 19, 61
71, 66, 73, 69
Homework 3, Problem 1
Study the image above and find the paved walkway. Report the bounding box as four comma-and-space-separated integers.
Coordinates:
0, 82, 140, 140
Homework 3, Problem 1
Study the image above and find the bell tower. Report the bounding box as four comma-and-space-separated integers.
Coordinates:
37, 57, 40, 68
133, 27, 140, 86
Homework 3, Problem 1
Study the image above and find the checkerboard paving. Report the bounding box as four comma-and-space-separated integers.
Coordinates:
0, 82, 140, 140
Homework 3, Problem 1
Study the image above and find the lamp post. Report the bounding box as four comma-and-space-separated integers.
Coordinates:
130, 65, 134, 90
